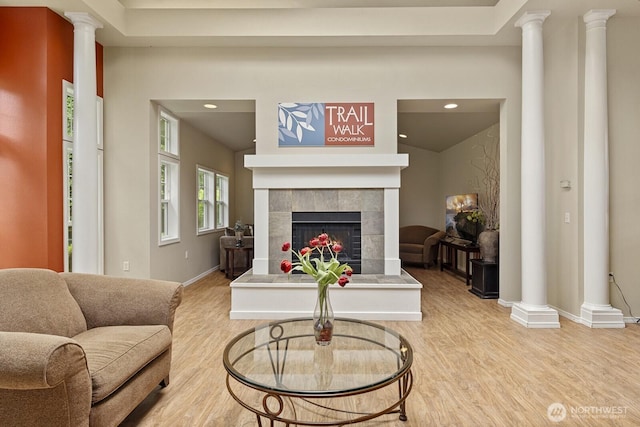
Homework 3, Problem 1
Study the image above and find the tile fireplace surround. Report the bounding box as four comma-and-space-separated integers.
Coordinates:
231, 153, 422, 321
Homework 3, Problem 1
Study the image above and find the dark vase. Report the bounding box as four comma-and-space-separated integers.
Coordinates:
478, 229, 499, 263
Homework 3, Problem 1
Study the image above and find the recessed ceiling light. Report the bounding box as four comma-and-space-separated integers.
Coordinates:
444, 103, 458, 109
204, 103, 218, 109
398, 134, 408, 139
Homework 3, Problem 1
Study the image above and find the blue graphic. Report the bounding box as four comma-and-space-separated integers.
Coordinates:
278, 103, 325, 146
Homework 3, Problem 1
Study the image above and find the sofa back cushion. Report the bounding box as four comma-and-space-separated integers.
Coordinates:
399, 225, 439, 245
0, 268, 87, 337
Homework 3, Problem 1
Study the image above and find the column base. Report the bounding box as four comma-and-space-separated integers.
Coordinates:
580, 303, 625, 328
510, 303, 560, 328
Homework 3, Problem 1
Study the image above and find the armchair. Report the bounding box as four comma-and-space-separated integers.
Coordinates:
0, 268, 183, 427
399, 225, 446, 268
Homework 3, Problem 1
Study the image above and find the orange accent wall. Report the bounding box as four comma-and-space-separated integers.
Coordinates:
0, 7, 103, 271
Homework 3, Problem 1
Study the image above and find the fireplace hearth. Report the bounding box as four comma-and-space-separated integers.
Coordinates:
292, 211, 362, 274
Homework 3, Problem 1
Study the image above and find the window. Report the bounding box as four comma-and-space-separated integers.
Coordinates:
159, 109, 179, 157
158, 108, 180, 245
197, 166, 215, 234
159, 158, 180, 243
216, 173, 229, 229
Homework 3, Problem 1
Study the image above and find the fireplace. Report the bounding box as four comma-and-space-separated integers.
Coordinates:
292, 211, 362, 274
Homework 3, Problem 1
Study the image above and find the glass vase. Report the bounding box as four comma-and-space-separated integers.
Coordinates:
313, 285, 334, 346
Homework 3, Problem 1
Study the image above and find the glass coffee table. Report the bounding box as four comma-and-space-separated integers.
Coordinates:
223, 318, 413, 426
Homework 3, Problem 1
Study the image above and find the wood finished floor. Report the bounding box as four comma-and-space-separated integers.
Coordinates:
121, 267, 640, 426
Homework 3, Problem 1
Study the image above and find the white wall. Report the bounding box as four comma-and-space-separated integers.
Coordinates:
236, 147, 255, 225
607, 17, 640, 319
398, 142, 441, 228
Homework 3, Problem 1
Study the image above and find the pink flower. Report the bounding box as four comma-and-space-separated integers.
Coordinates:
309, 238, 320, 247
332, 243, 343, 253
318, 233, 329, 243
280, 259, 292, 273
281, 242, 291, 252
300, 247, 311, 256
338, 276, 349, 287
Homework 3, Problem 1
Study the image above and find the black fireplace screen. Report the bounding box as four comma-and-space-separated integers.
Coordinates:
291, 211, 361, 274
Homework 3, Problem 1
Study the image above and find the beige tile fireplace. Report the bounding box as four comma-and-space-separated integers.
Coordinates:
245, 153, 408, 276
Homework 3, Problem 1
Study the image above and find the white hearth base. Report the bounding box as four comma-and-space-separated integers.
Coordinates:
230, 270, 422, 321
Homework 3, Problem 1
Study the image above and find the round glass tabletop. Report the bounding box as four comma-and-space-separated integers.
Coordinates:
223, 317, 412, 397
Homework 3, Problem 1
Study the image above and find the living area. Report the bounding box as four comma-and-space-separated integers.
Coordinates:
3, 1, 640, 425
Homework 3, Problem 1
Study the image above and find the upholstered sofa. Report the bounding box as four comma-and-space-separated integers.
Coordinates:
399, 225, 446, 268
0, 268, 183, 427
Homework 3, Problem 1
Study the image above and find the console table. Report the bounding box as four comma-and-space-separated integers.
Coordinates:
439, 238, 480, 286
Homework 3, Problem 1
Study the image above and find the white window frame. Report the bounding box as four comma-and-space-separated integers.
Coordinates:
196, 165, 216, 235
159, 157, 180, 245
216, 173, 230, 230
159, 108, 179, 158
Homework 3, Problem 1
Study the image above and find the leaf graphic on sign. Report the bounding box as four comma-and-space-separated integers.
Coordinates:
278, 102, 321, 145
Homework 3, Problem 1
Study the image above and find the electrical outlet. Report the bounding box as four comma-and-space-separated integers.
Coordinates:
123, 261, 130, 271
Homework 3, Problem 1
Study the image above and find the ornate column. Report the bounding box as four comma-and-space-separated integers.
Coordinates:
510, 11, 560, 328
65, 12, 103, 273
581, 9, 624, 328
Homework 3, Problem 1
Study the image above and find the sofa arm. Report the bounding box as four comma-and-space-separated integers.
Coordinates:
0, 331, 87, 389
423, 230, 446, 249
60, 273, 183, 332
423, 231, 447, 263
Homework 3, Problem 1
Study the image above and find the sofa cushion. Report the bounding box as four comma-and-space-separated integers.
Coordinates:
74, 325, 172, 403
0, 268, 87, 337
399, 243, 424, 254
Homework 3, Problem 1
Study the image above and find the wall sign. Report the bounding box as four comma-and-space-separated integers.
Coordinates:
278, 102, 374, 147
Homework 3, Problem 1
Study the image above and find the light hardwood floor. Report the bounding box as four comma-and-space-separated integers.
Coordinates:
121, 267, 640, 426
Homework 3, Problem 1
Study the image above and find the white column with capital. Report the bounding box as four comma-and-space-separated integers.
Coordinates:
65, 12, 103, 274
581, 10, 624, 328
510, 11, 560, 328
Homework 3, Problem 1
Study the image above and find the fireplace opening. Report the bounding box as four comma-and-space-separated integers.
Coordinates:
291, 211, 361, 274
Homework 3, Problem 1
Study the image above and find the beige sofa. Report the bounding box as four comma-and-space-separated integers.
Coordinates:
0, 268, 183, 427
399, 225, 446, 268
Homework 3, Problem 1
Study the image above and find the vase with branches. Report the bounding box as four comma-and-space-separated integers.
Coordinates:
471, 128, 500, 262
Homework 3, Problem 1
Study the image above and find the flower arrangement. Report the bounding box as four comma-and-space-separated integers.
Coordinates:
466, 210, 485, 225
280, 233, 352, 344
280, 233, 352, 286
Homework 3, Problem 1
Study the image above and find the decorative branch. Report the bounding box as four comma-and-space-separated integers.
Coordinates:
470, 128, 500, 230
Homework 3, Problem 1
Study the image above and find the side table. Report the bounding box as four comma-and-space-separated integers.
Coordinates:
225, 246, 253, 279
469, 259, 499, 299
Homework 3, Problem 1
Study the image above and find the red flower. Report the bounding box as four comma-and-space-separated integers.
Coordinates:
281, 242, 291, 252
300, 247, 311, 256
318, 233, 329, 243
309, 238, 320, 247
345, 268, 353, 276
338, 276, 349, 287
332, 243, 343, 253
280, 259, 292, 273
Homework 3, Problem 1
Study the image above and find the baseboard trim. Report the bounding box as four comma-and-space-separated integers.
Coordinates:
183, 266, 218, 287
